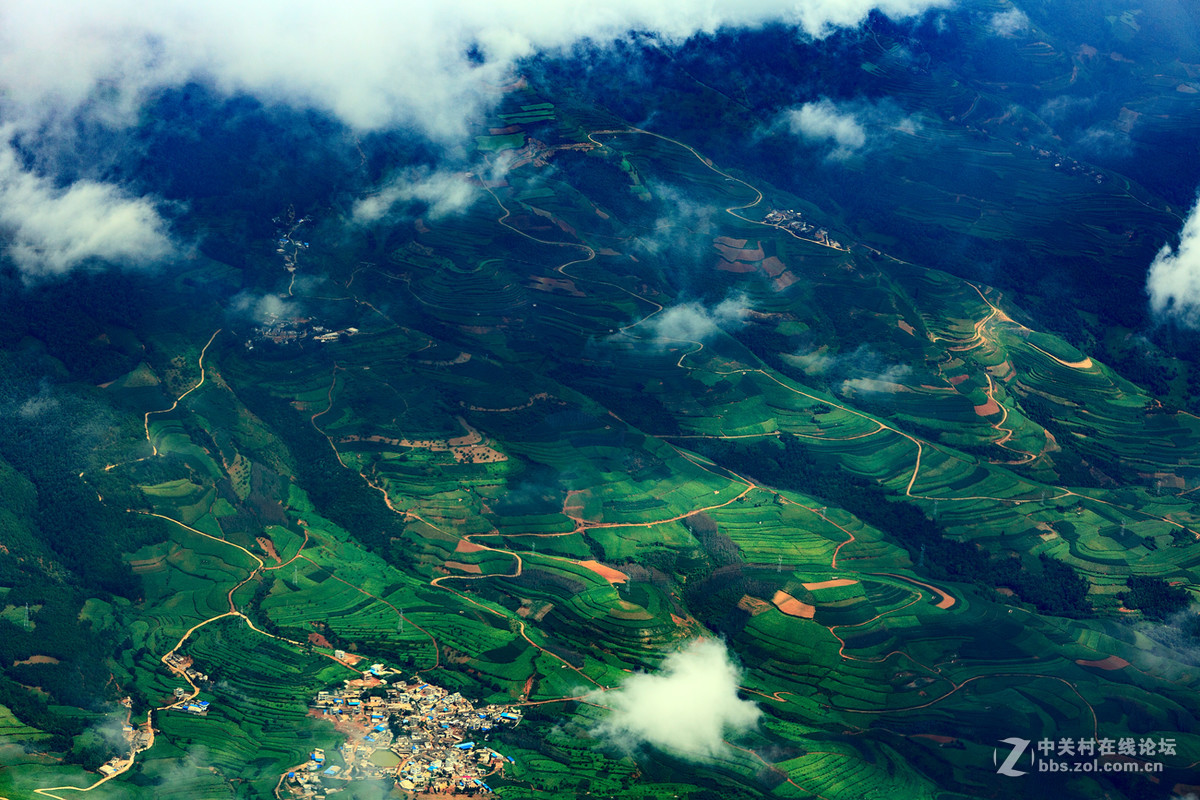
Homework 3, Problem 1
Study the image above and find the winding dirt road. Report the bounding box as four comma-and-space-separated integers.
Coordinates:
143, 329, 222, 457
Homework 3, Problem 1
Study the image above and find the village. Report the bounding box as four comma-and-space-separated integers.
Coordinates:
272, 209, 314, 274
245, 317, 359, 348
1016, 141, 1108, 184
762, 208, 845, 250
282, 656, 522, 798
164, 651, 215, 713
95, 696, 154, 778
84, 601, 523, 795
242, 208, 361, 349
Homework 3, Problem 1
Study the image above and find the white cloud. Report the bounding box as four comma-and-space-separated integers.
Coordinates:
591, 638, 760, 758
230, 291, 296, 324
0, 1, 951, 142
988, 7, 1030, 36
1076, 124, 1132, 159
643, 294, 749, 343
0, 1, 950, 272
1146, 197, 1200, 326
17, 388, 58, 419
839, 363, 912, 394
792, 347, 837, 374
792, 344, 912, 392
1038, 94, 1094, 123
635, 185, 720, 258
0, 135, 174, 276
785, 99, 868, 160
353, 168, 479, 224
780, 98, 919, 160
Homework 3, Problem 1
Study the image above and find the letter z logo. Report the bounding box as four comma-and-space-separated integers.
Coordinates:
994, 737, 1032, 776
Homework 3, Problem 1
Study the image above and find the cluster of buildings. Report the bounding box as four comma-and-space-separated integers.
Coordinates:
277, 237, 312, 254
96, 698, 152, 778
763, 209, 845, 250
170, 685, 212, 716
505, 136, 597, 171
97, 757, 132, 777
1017, 142, 1108, 184
164, 652, 210, 685
173, 694, 211, 716
272, 213, 314, 264
246, 319, 359, 348
164, 653, 214, 716
272, 212, 311, 288
284, 664, 522, 797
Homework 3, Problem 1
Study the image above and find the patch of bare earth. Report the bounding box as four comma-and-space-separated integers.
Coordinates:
973, 397, 1001, 416
772, 590, 816, 619
12, 655, 60, 666
256, 536, 281, 564
737, 595, 772, 616
575, 560, 628, 584
801, 578, 858, 590
1075, 655, 1130, 671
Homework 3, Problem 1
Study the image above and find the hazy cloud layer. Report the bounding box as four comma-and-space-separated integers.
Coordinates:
779, 98, 919, 160
1146, 198, 1200, 326
1038, 94, 1095, 124
0, 136, 174, 276
18, 390, 59, 420
1075, 124, 1133, 159
988, 7, 1030, 36
0, 371, 126, 469
353, 169, 480, 224
839, 362, 912, 394
230, 291, 298, 324
785, 99, 867, 160
1036, 94, 1134, 160
591, 638, 760, 758
634, 185, 720, 259
0, 1, 949, 275
1, 1, 949, 141
793, 343, 912, 394
644, 294, 750, 343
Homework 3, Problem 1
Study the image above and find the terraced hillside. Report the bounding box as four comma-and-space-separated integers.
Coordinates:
3, 5, 1200, 800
